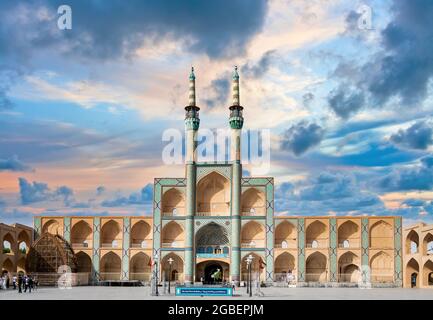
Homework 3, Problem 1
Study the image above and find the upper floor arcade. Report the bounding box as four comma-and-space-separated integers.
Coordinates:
36, 216, 153, 251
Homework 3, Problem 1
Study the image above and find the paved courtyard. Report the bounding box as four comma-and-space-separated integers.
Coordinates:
1, 286, 432, 300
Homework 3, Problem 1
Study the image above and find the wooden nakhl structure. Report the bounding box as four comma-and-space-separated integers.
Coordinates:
26, 232, 77, 281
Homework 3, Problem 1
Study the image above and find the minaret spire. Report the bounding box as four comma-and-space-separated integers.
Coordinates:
232, 66, 240, 106
188, 66, 196, 106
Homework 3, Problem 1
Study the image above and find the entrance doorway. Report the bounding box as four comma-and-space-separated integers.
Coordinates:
204, 263, 223, 284
411, 272, 418, 288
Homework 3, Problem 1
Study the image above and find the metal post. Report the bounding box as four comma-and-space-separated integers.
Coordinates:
168, 257, 173, 294
155, 261, 159, 296
249, 266, 252, 297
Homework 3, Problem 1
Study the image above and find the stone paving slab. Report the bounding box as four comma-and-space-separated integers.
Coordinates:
1, 286, 433, 300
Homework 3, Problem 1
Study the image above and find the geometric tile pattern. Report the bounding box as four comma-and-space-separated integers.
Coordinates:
361, 217, 369, 283
242, 177, 274, 283
33, 217, 41, 241
329, 218, 337, 282
92, 217, 101, 282
63, 217, 71, 242
297, 218, 305, 282
394, 216, 402, 286
121, 217, 131, 280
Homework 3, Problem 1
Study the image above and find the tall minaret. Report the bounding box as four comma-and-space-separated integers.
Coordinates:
229, 66, 244, 285
184, 67, 199, 285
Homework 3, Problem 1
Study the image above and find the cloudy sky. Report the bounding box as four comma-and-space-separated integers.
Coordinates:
0, 0, 432, 226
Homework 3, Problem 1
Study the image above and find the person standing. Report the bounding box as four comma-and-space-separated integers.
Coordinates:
23, 275, 28, 293
28, 276, 33, 293
12, 275, 17, 290
17, 275, 23, 293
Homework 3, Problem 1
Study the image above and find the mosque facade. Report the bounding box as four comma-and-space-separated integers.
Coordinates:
3, 68, 432, 288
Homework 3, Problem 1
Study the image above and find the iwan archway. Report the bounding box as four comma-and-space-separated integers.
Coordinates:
195, 260, 230, 284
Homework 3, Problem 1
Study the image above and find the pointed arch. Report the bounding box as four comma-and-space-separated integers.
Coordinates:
338, 221, 359, 248
241, 221, 265, 248
338, 251, 360, 282
162, 188, 185, 216
369, 220, 393, 249
405, 230, 420, 254
101, 220, 121, 248
241, 252, 265, 281
42, 219, 61, 235
161, 221, 184, 248
131, 220, 152, 248
241, 188, 265, 215
76, 251, 92, 273
197, 171, 230, 216
274, 220, 296, 248
71, 220, 93, 248
17, 257, 26, 273
422, 233, 433, 255
306, 251, 327, 282
405, 258, 420, 288
17, 230, 31, 253
130, 252, 151, 280
306, 220, 328, 248
274, 252, 295, 274
100, 251, 121, 280
161, 253, 184, 282
370, 251, 393, 283
423, 260, 433, 287
2, 232, 14, 255
1, 257, 14, 275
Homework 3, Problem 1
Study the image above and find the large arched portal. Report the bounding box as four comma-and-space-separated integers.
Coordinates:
196, 223, 229, 255
306, 252, 327, 282
196, 261, 230, 284
197, 172, 230, 216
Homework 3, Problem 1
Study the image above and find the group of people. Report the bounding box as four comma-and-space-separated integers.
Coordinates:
0, 273, 38, 293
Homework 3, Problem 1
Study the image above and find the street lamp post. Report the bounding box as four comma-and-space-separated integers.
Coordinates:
248, 254, 253, 297
246, 255, 252, 295
168, 257, 173, 294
